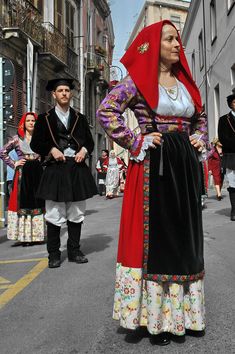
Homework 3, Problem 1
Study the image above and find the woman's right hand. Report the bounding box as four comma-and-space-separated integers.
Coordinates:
14, 159, 26, 168
145, 132, 162, 147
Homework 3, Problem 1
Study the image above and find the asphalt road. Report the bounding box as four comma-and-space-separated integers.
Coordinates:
0, 191, 234, 354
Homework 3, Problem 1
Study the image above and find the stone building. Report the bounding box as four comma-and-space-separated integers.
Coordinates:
181, 0, 235, 140
0, 0, 114, 172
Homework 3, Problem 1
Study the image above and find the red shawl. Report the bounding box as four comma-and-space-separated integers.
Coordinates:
120, 20, 202, 113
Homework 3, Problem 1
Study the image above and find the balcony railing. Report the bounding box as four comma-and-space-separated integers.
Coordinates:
42, 22, 67, 65
86, 50, 110, 83
2, 0, 43, 45
65, 47, 79, 78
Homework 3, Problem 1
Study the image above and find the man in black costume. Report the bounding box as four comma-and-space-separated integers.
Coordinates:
31, 78, 97, 267
218, 93, 235, 221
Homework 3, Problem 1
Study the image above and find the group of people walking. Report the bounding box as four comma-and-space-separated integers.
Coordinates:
0, 19, 234, 347
96, 149, 127, 198
0, 78, 97, 267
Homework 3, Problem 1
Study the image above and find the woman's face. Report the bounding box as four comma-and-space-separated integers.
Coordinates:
160, 25, 180, 66
25, 114, 36, 133
110, 151, 115, 158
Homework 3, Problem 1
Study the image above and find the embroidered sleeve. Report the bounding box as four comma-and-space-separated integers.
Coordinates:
0, 136, 19, 169
96, 76, 143, 155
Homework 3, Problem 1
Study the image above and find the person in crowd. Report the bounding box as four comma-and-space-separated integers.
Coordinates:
119, 157, 128, 193
96, 149, 109, 196
103, 150, 124, 199
97, 20, 207, 345
218, 93, 235, 220
0, 113, 45, 245
208, 138, 224, 200
30, 78, 97, 268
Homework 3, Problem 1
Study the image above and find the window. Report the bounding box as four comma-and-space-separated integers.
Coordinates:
231, 64, 235, 86
198, 30, 204, 70
227, 0, 235, 12
66, 0, 75, 49
170, 15, 181, 33
54, 0, 63, 32
29, 0, 43, 13
191, 50, 196, 80
214, 84, 220, 129
210, 0, 217, 44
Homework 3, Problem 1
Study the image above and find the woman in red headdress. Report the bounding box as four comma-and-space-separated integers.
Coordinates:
0, 112, 45, 245
97, 20, 207, 345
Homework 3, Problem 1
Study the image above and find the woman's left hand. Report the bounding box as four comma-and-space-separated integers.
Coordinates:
189, 135, 205, 152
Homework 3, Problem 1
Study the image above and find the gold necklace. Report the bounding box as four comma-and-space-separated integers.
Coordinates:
160, 80, 179, 101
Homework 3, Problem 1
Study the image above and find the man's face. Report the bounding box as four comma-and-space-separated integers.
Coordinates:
230, 99, 235, 112
52, 85, 72, 106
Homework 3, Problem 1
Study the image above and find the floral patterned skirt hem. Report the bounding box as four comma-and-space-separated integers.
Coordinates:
113, 263, 205, 336
7, 211, 46, 242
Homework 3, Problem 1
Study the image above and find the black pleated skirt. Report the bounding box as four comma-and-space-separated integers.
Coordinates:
37, 158, 97, 202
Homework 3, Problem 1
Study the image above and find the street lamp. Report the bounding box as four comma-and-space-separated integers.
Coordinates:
110, 65, 124, 81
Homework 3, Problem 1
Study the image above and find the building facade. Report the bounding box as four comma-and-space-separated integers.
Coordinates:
0, 0, 114, 172
181, 0, 235, 141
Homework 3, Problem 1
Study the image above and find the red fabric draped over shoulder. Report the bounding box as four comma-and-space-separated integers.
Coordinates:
120, 20, 202, 113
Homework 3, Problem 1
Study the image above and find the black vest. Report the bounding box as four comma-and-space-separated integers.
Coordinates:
56, 116, 78, 152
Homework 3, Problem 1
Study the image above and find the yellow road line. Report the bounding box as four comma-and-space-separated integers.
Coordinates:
0, 259, 48, 310
0, 258, 46, 264
0, 276, 11, 284
0, 284, 13, 290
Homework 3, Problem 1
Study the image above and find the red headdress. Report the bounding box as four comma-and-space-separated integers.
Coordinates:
17, 112, 38, 138
120, 20, 202, 113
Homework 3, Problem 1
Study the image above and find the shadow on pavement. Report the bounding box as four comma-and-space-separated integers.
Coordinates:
117, 326, 149, 344
85, 209, 98, 215
215, 208, 230, 217
81, 234, 112, 255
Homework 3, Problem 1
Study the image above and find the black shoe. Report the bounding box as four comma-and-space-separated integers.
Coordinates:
68, 250, 88, 264
186, 329, 205, 337
48, 259, 61, 268
216, 195, 222, 201
150, 333, 171, 346
231, 214, 235, 221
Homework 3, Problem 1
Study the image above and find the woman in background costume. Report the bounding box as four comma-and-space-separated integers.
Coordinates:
0, 112, 45, 244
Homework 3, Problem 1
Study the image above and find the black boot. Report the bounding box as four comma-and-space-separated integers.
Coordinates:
227, 187, 235, 221
67, 221, 88, 263
47, 222, 61, 268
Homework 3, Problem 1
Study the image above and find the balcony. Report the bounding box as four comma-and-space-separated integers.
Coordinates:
41, 22, 67, 67
2, 0, 43, 46
86, 49, 109, 83
65, 47, 79, 79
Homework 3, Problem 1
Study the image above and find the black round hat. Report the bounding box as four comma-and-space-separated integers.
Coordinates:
46, 78, 75, 91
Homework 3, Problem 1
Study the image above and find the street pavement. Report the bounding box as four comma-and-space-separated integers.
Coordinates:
0, 190, 234, 354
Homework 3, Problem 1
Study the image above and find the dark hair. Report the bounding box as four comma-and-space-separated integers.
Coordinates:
227, 94, 235, 108
102, 149, 109, 155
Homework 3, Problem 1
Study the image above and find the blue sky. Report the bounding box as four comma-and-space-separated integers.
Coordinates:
109, 0, 145, 77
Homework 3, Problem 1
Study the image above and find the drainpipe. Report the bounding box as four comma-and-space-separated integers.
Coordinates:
202, 0, 208, 115
31, 51, 38, 112
79, 0, 84, 114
